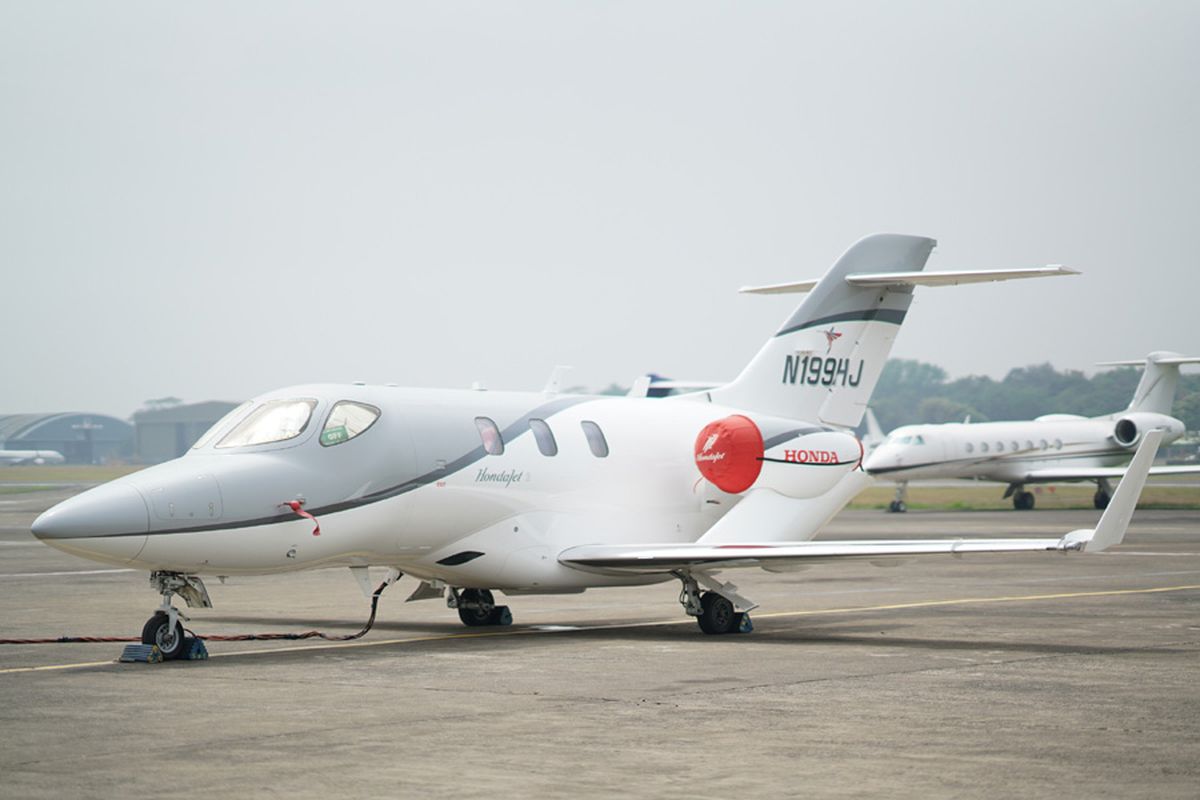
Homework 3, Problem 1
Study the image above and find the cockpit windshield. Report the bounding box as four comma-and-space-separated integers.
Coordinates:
191, 401, 253, 450
216, 399, 317, 449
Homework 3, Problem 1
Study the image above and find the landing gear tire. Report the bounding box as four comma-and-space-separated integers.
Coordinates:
696, 592, 738, 635
141, 612, 186, 660
1013, 491, 1035, 511
888, 500, 907, 513
456, 588, 511, 627
1094, 490, 1111, 510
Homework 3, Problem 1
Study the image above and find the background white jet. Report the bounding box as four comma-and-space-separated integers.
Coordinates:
865, 351, 1200, 511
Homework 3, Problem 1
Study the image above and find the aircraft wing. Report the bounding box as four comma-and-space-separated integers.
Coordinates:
559, 536, 1072, 574
1024, 464, 1200, 481
560, 430, 1161, 576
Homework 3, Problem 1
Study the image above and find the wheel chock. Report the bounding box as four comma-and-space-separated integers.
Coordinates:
119, 644, 163, 663
182, 637, 209, 660
737, 614, 754, 634
496, 606, 513, 626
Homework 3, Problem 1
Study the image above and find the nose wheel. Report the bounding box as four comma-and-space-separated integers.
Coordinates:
141, 612, 186, 659
143, 571, 212, 660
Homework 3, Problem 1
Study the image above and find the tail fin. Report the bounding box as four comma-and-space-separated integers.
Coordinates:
710, 234, 936, 427
1098, 352, 1200, 414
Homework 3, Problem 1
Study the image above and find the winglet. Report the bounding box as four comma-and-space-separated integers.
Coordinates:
1060, 429, 1163, 553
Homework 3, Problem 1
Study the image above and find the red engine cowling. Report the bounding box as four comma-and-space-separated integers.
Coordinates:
694, 415, 862, 498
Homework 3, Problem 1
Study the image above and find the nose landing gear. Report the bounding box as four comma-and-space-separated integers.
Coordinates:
143, 572, 212, 660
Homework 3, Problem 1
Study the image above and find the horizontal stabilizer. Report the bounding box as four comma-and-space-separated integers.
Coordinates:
1097, 356, 1200, 367
739, 266, 1077, 295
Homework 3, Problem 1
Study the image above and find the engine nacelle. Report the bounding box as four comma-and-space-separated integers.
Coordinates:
1112, 412, 1184, 448
694, 414, 862, 499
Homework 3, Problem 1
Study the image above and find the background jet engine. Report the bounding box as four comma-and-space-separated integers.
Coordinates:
1111, 412, 1184, 448
693, 414, 862, 499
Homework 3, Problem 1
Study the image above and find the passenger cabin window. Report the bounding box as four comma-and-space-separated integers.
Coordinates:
996, 441, 1005, 452
1054, 438, 1063, 450
1026, 440, 1034, 451
475, 417, 504, 455
965, 442, 974, 454
192, 401, 253, 450
217, 399, 317, 448
1011, 441, 1019, 452
581, 420, 609, 458
981, 442, 989, 453
1040, 439, 1049, 450
320, 401, 380, 447
529, 418, 557, 456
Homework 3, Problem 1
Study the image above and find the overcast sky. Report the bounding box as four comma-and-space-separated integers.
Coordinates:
3, 1, 1198, 417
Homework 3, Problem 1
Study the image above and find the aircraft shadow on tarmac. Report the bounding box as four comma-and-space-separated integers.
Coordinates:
186, 612, 1162, 661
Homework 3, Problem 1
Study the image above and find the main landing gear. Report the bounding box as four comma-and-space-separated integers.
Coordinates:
675, 572, 755, 635
448, 587, 512, 627
143, 571, 212, 660
887, 482, 908, 513
1004, 484, 1036, 510
1094, 478, 1113, 510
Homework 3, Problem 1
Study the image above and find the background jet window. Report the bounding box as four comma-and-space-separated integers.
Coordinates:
996, 441, 1005, 452
1054, 439, 1063, 450
1011, 441, 1019, 451
914, 435, 925, 445
217, 399, 316, 448
1026, 440, 1034, 450
529, 418, 557, 456
581, 420, 609, 458
965, 442, 974, 454
1040, 439, 1049, 450
192, 401, 253, 450
475, 417, 504, 455
320, 401, 381, 447
981, 442, 989, 453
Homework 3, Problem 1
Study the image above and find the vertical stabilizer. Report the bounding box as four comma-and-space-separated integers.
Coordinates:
1127, 353, 1198, 414
710, 234, 936, 427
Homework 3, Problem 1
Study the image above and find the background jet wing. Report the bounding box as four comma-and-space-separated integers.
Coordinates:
1023, 464, 1200, 481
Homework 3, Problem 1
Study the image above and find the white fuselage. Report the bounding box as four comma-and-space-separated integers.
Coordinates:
863, 415, 1177, 483
33, 385, 862, 592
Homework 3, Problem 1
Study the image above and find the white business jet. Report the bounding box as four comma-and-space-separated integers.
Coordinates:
865, 352, 1200, 511
34, 234, 1147, 657
0, 449, 66, 466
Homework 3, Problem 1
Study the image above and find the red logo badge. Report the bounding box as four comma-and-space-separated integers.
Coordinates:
823, 327, 842, 353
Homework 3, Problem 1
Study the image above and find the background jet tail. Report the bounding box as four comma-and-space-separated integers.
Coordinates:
710, 233, 937, 428
1099, 352, 1200, 415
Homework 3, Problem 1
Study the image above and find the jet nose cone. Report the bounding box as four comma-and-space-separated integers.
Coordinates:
32, 483, 151, 540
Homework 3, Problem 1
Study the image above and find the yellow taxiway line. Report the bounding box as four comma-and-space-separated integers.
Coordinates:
3, 582, 1199, 676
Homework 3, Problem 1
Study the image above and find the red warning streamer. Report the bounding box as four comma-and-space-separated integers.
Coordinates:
283, 500, 321, 536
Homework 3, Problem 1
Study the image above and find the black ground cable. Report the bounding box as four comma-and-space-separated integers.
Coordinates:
0, 578, 394, 646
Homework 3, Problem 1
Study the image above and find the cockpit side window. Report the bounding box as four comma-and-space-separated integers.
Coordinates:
320, 401, 381, 447
914, 435, 925, 445
216, 399, 317, 448
192, 401, 253, 450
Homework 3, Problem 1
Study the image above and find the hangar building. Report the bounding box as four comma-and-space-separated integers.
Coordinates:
0, 413, 134, 464
132, 401, 240, 463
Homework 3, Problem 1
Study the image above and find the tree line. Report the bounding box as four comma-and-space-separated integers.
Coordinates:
870, 359, 1200, 433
